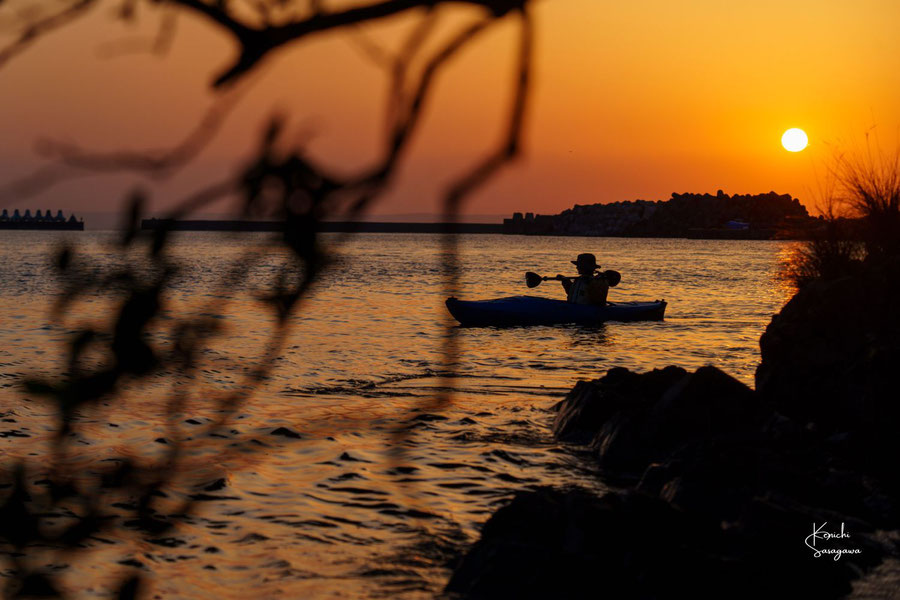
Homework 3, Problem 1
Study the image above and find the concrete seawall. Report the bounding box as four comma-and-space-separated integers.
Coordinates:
141, 220, 504, 233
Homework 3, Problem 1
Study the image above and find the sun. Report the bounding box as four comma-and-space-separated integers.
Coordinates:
781, 128, 808, 152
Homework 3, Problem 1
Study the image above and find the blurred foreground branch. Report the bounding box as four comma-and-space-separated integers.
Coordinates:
0, 0, 535, 597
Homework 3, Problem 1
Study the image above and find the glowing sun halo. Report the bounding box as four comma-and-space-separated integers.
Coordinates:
782, 128, 808, 152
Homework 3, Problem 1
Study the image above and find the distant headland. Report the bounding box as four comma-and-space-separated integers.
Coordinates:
502, 191, 818, 239
0, 209, 84, 231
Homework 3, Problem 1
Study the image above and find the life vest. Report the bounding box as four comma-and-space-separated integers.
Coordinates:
567, 275, 609, 305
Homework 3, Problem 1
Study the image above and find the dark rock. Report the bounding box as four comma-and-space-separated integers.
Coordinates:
636, 436, 774, 521
756, 262, 900, 488
573, 365, 766, 476
446, 487, 718, 599
636, 432, 899, 529
551, 366, 686, 444
760, 411, 800, 442
447, 486, 889, 600
648, 365, 768, 445
722, 493, 891, 597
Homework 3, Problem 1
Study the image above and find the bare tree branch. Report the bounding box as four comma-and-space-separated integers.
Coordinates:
0, 72, 257, 203
38, 79, 251, 175
0, 3, 535, 594
386, 7, 439, 132
0, 0, 99, 70
95, 9, 179, 58
166, 0, 523, 86
436, 3, 532, 405
344, 21, 394, 69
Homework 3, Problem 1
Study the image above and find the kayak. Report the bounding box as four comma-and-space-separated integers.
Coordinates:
445, 295, 667, 327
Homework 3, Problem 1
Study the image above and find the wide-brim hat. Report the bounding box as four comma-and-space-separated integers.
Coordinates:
572, 253, 600, 269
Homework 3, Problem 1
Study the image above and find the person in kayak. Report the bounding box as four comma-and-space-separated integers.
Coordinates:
560, 253, 609, 306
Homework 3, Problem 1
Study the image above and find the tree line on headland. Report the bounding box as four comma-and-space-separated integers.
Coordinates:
502, 191, 819, 239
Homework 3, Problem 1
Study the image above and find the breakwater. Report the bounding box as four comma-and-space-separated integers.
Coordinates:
141, 219, 503, 233
0, 209, 83, 230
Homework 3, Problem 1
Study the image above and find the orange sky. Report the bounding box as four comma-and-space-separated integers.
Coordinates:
1, 0, 899, 223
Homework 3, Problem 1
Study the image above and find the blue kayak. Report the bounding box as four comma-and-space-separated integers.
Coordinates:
445, 295, 666, 327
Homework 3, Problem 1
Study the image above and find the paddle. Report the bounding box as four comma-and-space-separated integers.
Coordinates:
525, 270, 621, 288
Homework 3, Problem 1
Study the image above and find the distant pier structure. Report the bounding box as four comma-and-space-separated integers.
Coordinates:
141, 219, 503, 234
0, 209, 84, 230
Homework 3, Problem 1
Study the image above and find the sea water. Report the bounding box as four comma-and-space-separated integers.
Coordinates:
0, 232, 798, 598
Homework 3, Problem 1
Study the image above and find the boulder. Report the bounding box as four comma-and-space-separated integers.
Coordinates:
721, 493, 891, 598
756, 262, 900, 488
445, 486, 720, 600
636, 436, 773, 521
575, 366, 767, 476
648, 365, 768, 446
635, 431, 900, 530
446, 486, 889, 600
551, 366, 686, 444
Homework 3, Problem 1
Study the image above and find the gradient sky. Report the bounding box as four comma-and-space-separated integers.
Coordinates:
1, 0, 899, 222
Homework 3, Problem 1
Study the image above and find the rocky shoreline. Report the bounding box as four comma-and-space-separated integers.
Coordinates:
444, 260, 900, 598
